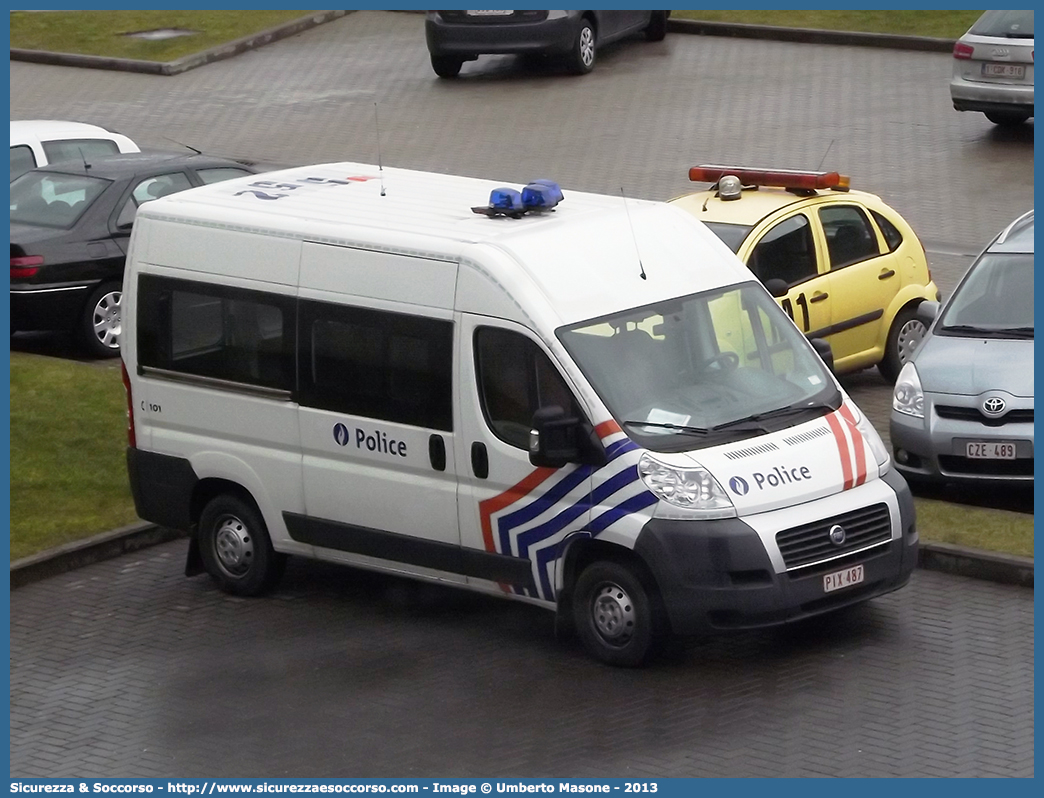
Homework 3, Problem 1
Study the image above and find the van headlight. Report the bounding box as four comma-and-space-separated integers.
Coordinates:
852, 406, 891, 473
892, 362, 925, 419
638, 453, 736, 519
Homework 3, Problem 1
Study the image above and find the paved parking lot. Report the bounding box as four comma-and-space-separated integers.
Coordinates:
10, 542, 1035, 778
9, 11, 1034, 777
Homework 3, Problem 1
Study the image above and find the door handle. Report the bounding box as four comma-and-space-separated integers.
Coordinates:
878, 269, 896, 280
809, 292, 829, 303
471, 442, 489, 480
428, 434, 446, 472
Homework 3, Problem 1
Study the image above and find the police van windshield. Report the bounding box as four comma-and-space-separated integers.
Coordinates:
557, 281, 840, 452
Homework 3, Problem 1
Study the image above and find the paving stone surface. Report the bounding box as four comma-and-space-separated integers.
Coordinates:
9, 542, 1035, 777
9, 11, 1034, 777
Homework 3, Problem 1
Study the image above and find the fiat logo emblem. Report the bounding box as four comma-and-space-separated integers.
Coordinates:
828, 525, 846, 546
981, 396, 1006, 416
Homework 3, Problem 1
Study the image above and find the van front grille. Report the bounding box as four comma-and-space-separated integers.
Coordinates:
776, 503, 891, 570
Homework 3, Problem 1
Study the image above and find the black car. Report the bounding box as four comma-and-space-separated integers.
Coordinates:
425, 10, 670, 78
10, 152, 259, 357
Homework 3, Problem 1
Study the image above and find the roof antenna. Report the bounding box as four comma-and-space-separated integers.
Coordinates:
162, 136, 202, 155
374, 102, 386, 197
77, 146, 90, 172
817, 138, 835, 171
621, 187, 646, 281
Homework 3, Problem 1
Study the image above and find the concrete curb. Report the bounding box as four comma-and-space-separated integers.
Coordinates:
666, 18, 955, 53
10, 522, 186, 588
10, 13, 957, 77
11, 523, 1032, 590
918, 541, 1034, 588
10, 10, 350, 76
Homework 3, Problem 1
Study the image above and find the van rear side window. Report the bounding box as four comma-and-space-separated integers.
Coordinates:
136, 275, 295, 392
299, 301, 454, 431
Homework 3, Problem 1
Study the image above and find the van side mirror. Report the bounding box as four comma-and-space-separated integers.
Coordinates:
764, 278, 790, 298
809, 338, 834, 373
529, 406, 607, 469
916, 301, 939, 326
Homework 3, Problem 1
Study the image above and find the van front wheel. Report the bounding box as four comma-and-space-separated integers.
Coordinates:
573, 561, 656, 666
198, 494, 286, 596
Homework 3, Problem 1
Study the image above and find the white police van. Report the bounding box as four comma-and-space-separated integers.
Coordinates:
121, 163, 917, 666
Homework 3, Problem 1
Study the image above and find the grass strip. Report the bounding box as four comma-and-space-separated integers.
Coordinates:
10, 10, 316, 63
10, 353, 139, 561
914, 496, 1033, 559
670, 10, 983, 39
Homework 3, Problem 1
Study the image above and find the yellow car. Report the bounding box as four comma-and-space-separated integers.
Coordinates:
671, 165, 940, 381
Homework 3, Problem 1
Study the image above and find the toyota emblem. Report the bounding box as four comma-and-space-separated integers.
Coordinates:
828, 525, 846, 546
981, 396, 1007, 416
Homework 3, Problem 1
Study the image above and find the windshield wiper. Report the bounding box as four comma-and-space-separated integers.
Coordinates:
998, 326, 1034, 338
711, 400, 837, 432
943, 324, 1023, 337
622, 420, 711, 435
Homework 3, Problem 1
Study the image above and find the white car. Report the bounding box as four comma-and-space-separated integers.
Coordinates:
950, 9, 1034, 126
10, 119, 140, 181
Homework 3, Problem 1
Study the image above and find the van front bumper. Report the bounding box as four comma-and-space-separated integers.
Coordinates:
634, 469, 917, 636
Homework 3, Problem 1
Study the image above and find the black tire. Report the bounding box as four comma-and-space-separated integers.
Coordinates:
431, 54, 463, 79
80, 281, 123, 359
984, 111, 1031, 127
565, 18, 596, 75
645, 11, 668, 42
573, 560, 658, 667
878, 304, 927, 383
198, 494, 286, 596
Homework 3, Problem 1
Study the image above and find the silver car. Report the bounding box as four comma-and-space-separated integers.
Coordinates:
950, 9, 1034, 126
890, 210, 1033, 485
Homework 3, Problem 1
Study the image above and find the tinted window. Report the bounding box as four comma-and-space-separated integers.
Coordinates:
703, 222, 753, 253
137, 275, 295, 392
970, 10, 1033, 38
820, 205, 880, 269
300, 302, 453, 431
10, 145, 36, 181
870, 210, 904, 252
9, 171, 110, 229
196, 167, 253, 185
748, 214, 817, 285
475, 327, 579, 450
41, 138, 119, 164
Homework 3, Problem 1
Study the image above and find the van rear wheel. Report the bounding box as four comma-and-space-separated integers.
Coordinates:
198, 494, 286, 596
573, 561, 657, 666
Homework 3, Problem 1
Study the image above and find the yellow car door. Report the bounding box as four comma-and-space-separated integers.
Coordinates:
740, 211, 832, 340
816, 203, 903, 370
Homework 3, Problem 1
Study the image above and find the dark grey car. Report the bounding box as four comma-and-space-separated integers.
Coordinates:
890, 210, 1034, 485
425, 10, 669, 78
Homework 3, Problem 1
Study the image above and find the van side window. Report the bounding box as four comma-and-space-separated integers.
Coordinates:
136, 275, 295, 391
475, 327, 579, 450
300, 301, 453, 431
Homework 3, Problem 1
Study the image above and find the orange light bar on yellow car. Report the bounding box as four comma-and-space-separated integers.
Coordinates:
688, 165, 851, 191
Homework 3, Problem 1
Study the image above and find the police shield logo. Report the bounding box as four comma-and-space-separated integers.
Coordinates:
333, 423, 351, 446
729, 476, 749, 495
